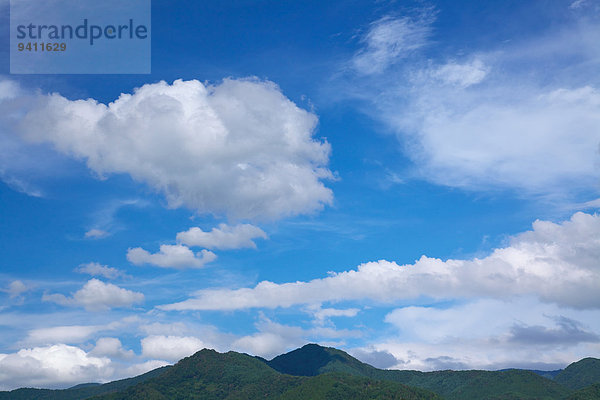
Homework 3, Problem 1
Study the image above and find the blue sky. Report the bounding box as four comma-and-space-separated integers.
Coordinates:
1, 0, 600, 390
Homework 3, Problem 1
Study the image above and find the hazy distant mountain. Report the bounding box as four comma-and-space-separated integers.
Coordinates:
0, 344, 598, 400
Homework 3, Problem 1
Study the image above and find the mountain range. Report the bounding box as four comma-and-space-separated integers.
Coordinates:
1, 344, 599, 399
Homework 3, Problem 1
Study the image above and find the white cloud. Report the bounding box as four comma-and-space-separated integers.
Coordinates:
127, 244, 217, 269
85, 199, 146, 239
376, 297, 600, 371
233, 332, 297, 360
0, 80, 67, 197
139, 322, 191, 336
231, 316, 360, 359
231, 318, 307, 359
431, 59, 489, 87
24, 325, 100, 345
14, 78, 333, 220
399, 83, 600, 194
43, 279, 144, 311
161, 212, 600, 311
84, 229, 109, 239
176, 223, 267, 250
134, 317, 359, 362
570, 0, 588, 9
352, 14, 434, 75
76, 262, 128, 280
136, 321, 239, 353
384, 298, 598, 345
2, 280, 28, 299
0, 344, 112, 390
349, 15, 600, 198
141, 335, 205, 362
91, 337, 134, 359
122, 359, 170, 378
310, 306, 360, 323
0, 80, 22, 101
577, 197, 600, 209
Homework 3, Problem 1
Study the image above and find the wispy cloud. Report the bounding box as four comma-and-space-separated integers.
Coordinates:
343, 10, 600, 202
1, 280, 29, 299
76, 262, 130, 280
84, 198, 147, 239
351, 12, 435, 75
84, 229, 109, 239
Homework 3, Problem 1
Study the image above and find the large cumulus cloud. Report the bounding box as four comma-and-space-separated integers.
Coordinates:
10, 78, 333, 220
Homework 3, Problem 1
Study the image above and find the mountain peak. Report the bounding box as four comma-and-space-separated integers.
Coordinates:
267, 343, 374, 377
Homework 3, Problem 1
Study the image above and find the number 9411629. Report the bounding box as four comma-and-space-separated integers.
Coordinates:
18, 42, 66, 52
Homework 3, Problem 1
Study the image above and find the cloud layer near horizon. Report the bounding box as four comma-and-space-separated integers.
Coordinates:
0, 212, 599, 389
161, 212, 600, 311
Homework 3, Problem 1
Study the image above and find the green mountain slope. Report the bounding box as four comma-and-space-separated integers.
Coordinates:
2, 344, 599, 400
280, 373, 442, 400
267, 344, 572, 400
385, 369, 572, 400
554, 358, 600, 390
0, 366, 170, 400
447, 370, 570, 399
268, 343, 376, 377
566, 383, 600, 400
529, 369, 563, 380
95, 349, 301, 399
93, 349, 441, 400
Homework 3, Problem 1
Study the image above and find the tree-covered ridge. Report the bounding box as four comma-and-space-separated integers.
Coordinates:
279, 373, 442, 400
0, 344, 599, 400
567, 383, 600, 400
0, 366, 170, 400
555, 358, 600, 390
266, 344, 574, 400
93, 349, 441, 400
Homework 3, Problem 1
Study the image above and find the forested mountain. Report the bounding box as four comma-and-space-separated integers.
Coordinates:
94, 348, 441, 400
554, 358, 600, 390
1, 344, 599, 400
266, 344, 574, 400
